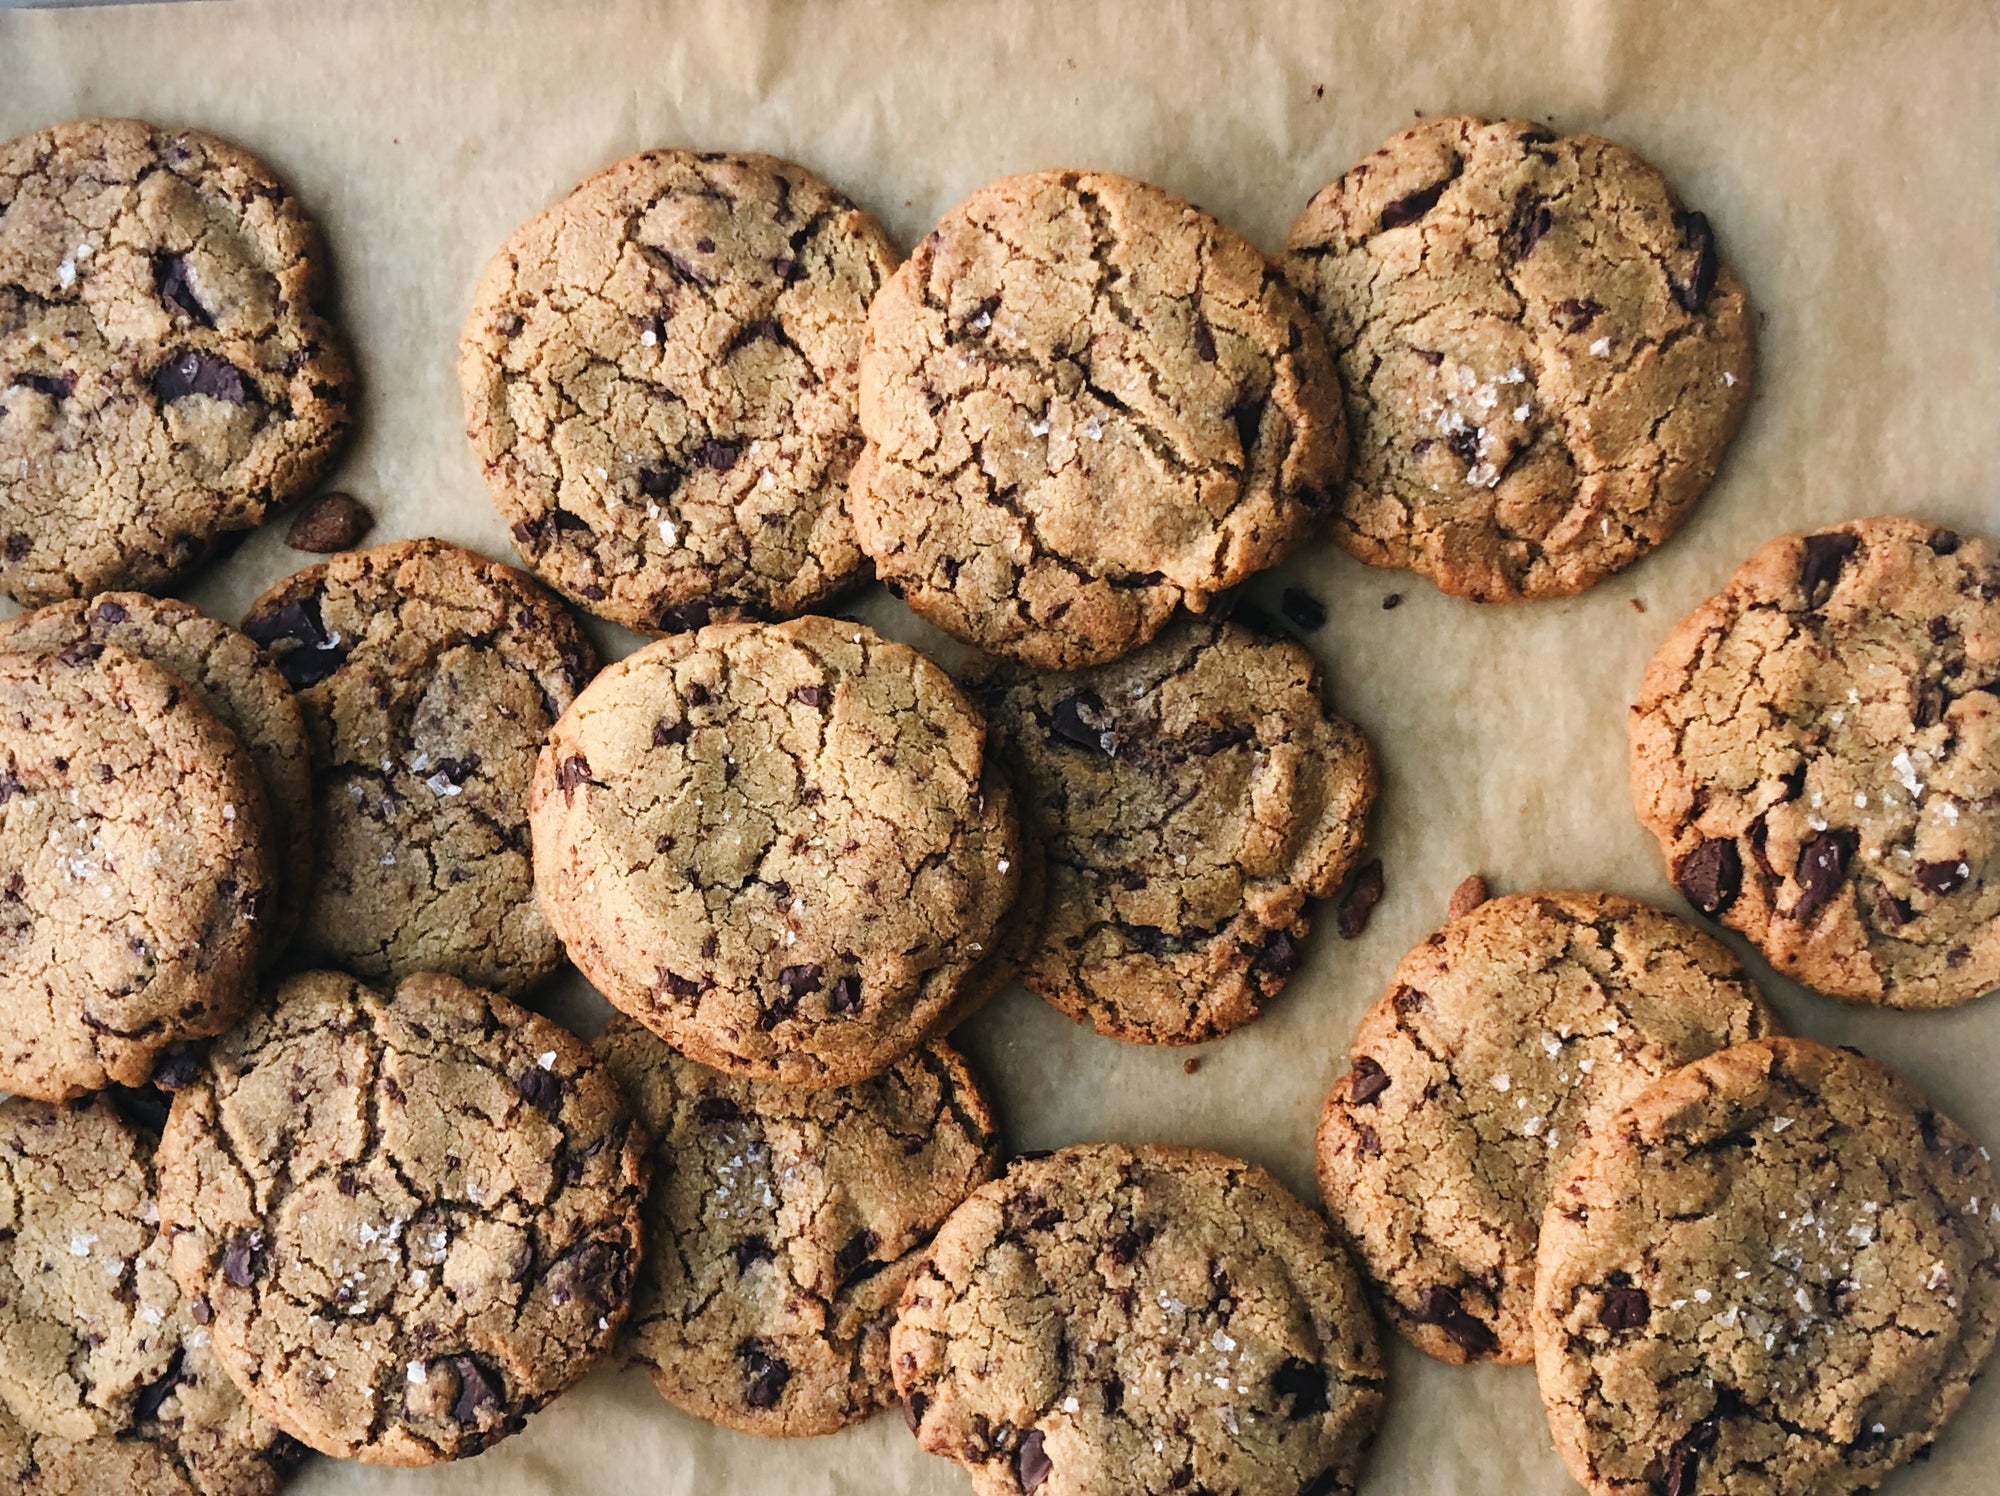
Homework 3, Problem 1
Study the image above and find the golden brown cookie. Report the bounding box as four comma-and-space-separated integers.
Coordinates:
530, 616, 1022, 1089
156, 970, 647, 1466
892, 1143, 1385, 1496
1316, 890, 1775, 1364
0, 118, 352, 604
1286, 116, 1752, 601
241, 539, 596, 996
1631, 515, 2000, 1008
599, 1020, 999, 1436
1536, 1037, 2000, 1496
462, 149, 895, 631
0, 643, 275, 1099
853, 169, 1348, 670
978, 616, 1376, 1044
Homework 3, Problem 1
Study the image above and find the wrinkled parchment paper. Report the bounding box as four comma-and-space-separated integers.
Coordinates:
3, 1, 1998, 1490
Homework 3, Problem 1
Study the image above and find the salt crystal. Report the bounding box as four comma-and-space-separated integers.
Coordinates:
1589, 337, 1611, 356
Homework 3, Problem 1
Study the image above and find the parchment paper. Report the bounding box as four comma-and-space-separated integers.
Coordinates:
3, 1, 1998, 1491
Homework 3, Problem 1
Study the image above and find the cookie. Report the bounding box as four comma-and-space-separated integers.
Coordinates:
241, 538, 596, 997
530, 615, 1022, 1089
1315, 890, 1774, 1364
155, 970, 648, 1466
0, 643, 275, 1098
1632, 515, 2000, 1008
598, 1020, 999, 1436
0, 1094, 303, 1496
1535, 1037, 2000, 1496
1285, 116, 1752, 602
462, 149, 895, 631
0, 118, 352, 605
0, 593, 313, 950
978, 616, 1376, 1043
853, 169, 1348, 670
893, 1143, 1384, 1496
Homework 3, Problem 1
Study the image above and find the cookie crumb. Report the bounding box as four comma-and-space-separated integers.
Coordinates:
1630, 597, 1647, 613
1381, 593, 1403, 610
285, 491, 374, 553
1447, 874, 1490, 919
1183, 1057, 1202, 1075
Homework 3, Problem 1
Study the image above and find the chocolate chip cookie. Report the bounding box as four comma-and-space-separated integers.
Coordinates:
0, 593, 313, 950
241, 539, 595, 997
978, 616, 1376, 1044
530, 616, 1022, 1089
0, 1094, 303, 1496
156, 970, 648, 1465
0, 118, 352, 605
0, 643, 275, 1099
1286, 116, 1752, 602
1316, 890, 1775, 1364
853, 169, 1348, 670
1632, 515, 2000, 1008
893, 1143, 1384, 1496
462, 149, 895, 631
598, 1019, 999, 1436
1535, 1037, 2000, 1496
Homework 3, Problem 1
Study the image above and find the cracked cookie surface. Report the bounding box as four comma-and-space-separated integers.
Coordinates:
155, 970, 648, 1466
1285, 116, 1751, 602
598, 1020, 999, 1436
1534, 1037, 2000, 1496
0, 118, 352, 605
1316, 890, 1774, 1365
977, 616, 1375, 1043
0, 642, 274, 1098
892, 1143, 1384, 1496
531, 615, 1021, 1089
0, 1094, 302, 1496
461, 149, 894, 631
0, 592, 312, 951
1631, 515, 2000, 1008
853, 169, 1347, 670
241, 539, 595, 997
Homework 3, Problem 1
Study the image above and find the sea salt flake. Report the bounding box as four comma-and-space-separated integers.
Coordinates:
1589, 337, 1611, 356
407, 1361, 427, 1385
1771, 1117, 1795, 1133
1493, 1073, 1511, 1092
69, 1233, 94, 1258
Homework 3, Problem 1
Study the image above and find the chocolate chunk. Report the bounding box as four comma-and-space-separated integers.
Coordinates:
1663, 1414, 1721, 1496
1255, 928, 1303, 978
88, 599, 129, 625
1675, 838, 1742, 917
834, 1229, 879, 1284
1230, 394, 1268, 464
902, 1392, 928, 1433
778, 963, 823, 997
792, 685, 822, 706
1549, 297, 1603, 333
1336, 859, 1385, 938
221, 1232, 259, 1288
1280, 586, 1328, 631
151, 348, 250, 405
1792, 828, 1857, 922
285, 491, 373, 552
1410, 1284, 1497, 1355
1381, 592, 1403, 610
450, 1355, 504, 1427
1875, 887, 1915, 928
693, 438, 740, 471
1016, 1429, 1053, 1491
652, 717, 689, 746
663, 599, 712, 632
242, 595, 348, 689
1672, 211, 1718, 313
1447, 874, 1490, 919
4, 533, 29, 561
692, 1095, 741, 1124
1929, 529, 1963, 556
739, 1343, 791, 1409
12, 371, 73, 401
150, 1046, 202, 1091
550, 508, 593, 534
517, 1063, 561, 1110
153, 254, 213, 325
1192, 313, 1217, 362
1050, 691, 1111, 754
109, 1083, 172, 1135
1348, 1055, 1391, 1105
1270, 1357, 1329, 1419
658, 969, 702, 999
828, 974, 862, 1014
1800, 530, 1860, 603
730, 1235, 774, 1273
132, 1351, 187, 1424
1915, 858, 1970, 896
1508, 194, 1554, 259
638, 463, 683, 498
1378, 174, 1454, 231
556, 753, 592, 802
1599, 1286, 1650, 1330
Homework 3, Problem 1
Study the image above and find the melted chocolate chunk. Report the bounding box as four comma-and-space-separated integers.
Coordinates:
1915, 858, 1969, 896
1410, 1284, 1496, 1355
1599, 1286, 1651, 1330
1050, 691, 1112, 754
1378, 168, 1457, 231
1016, 1429, 1052, 1491
1799, 531, 1860, 604
1256, 927, 1303, 978
1792, 828, 1857, 923
153, 253, 213, 326
778, 962, 823, 997
1348, 1055, 1391, 1105
556, 753, 592, 801
693, 438, 740, 471
221, 1231, 259, 1288
151, 348, 250, 405
242, 595, 349, 689
638, 463, 683, 499
739, 1342, 791, 1409
12, 371, 73, 401
131, 1351, 187, 1424
516, 1063, 562, 1110
451, 1355, 504, 1427
1675, 838, 1742, 917
1270, 1357, 1329, 1419
834, 1230, 879, 1284
828, 974, 863, 1014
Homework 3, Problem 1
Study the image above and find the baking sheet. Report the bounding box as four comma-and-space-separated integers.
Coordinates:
3, 0, 1998, 1491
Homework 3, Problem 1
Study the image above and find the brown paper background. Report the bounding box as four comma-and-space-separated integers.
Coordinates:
3, 0, 1998, 1490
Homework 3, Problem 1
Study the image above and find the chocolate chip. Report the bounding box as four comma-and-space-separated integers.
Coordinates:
1675, 836, 1743, 917
1348, 1055, 1391, 1105
1336, 859, 1385, 939
242, 595, 348, 689
1252, 928, 1302, 979
151, 348, 250, 405
1599, 1286, 1651, 1330
12, 371, 73, 401
1280, 587, 1327, 631
153, 254, 213, 325
1015, 1429, 1053, 1491
1792, 828, 1857, 922
693, 438, 740, 471
1050, 691, 1111, 754
778, 963, 823, 997
1410, 1285, 1497, 1355
87, 599, 129, 626
658, 969, 701, 1000
284, 491, 373, 552
834, 1230, 879, 1284
730, 1235, 774, 1273
1378, 174, 1454, 231
1381, 592, 1403, 610
1663, 1414, 1721, 1496
1800, 530, 1860, 603
902, 1393, 927, 1433
132, 1351, 186, 1424
739, 1343, 791, 1409
1549, 298, 1602, 333
1447, 874, 1490, 920
792, 685, 821, 706
150, 1046, 202, 1091
1192, 313, 1217, 362
1929, 529, 1963, 556
451, 1355, 504, 1427
556, 753, 592, 802
828, 974, 862, 1014
1876, 887, 1915, 928
1270, 1356, 1328, 1420
1672, 211, 1718, 313
517, 1064, 561, 1110
1915, 858, 1970, 896
638, 464, 683, 498
652, 717, 689, 746
221, 1232, 258, 1288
